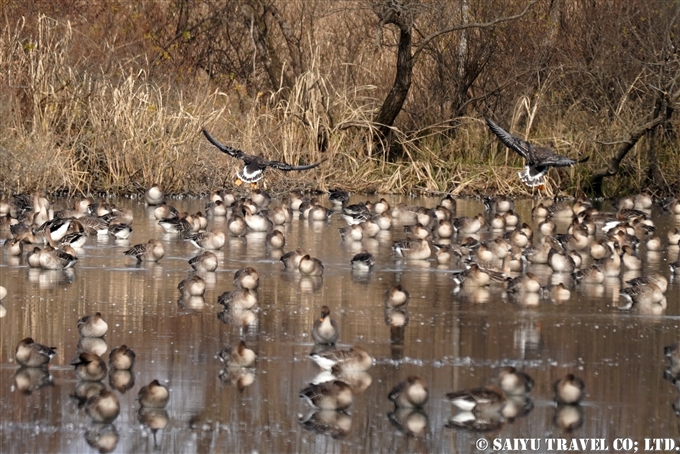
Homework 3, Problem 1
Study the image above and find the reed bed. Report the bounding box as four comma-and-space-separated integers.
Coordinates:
0, 14, 678, 198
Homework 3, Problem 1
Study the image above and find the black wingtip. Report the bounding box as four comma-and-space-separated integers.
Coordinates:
576, 155, 590, 164
485, 118, 507, 137
201, 127, 216, 143
308, 158, 328, 168
282, 158, 327, 171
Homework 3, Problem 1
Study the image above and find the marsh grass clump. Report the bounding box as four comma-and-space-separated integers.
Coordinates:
0, 16, 226, 195
1, 11, 680, 198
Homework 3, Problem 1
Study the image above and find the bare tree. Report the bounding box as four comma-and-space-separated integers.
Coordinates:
586, 1, 680, 195
370, 0, 540, 158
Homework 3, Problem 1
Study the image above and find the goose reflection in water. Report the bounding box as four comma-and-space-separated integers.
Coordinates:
219, 366, 255, 391
84, 424, 119, 454
12, 366, 54, 395
108, 369, 135, 393
71, 381, 106, 408
138, 407, 169, 450
299, 410, 352, 439
388, 407, 429, 438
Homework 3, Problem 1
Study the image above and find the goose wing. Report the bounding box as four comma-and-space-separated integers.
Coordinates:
486, 119, 531, 160
530, 146, 576, 167
202, 129, 250, 160
265, 158, 325, 172
32, 342, 57, 359
124, 243, 147, 257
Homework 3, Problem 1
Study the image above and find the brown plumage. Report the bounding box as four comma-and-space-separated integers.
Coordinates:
446, 385, 507, 414
498, 366, 534, 396
217, 340, 256, 368
77, 312, 108, 338
388, 376, 429, 408
310, 346, 373, 373
86, 389, 120, 424
15, 338, 57, 367
312, 306, 339, 345
384, 284, 410, 308
138, 379, 170, 408
234, 267, 259, 290
124, 239, 165, 262
189, 250, 218, 272
554, 374, 585, 404
109, 345, 136, 370
486, 118, 586, 187
71, 352, 107, 381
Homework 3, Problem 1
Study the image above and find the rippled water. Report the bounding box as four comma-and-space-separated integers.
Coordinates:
1, 195, 680, 453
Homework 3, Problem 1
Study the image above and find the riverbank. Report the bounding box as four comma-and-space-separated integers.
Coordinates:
1, 13, 677, 198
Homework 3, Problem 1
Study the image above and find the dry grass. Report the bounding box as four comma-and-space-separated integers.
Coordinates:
0, 15, 677, 198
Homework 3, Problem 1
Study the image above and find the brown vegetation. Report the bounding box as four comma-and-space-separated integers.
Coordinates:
1, 1, 680, 197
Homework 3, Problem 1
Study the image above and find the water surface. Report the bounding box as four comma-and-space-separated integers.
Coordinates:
1, 196, 680, 453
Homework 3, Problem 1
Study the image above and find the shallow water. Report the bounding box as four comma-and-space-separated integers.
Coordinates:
1, 195, 680, 453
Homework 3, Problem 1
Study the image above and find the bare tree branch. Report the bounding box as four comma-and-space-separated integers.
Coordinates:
412, 0, 542, 61
590, 117, 668, 196
268, 3, 303, 76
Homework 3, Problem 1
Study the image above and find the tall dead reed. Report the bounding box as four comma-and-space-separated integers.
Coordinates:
0, 13, 676, 197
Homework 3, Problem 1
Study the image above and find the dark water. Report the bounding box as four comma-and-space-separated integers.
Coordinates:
1, 195, 680, 453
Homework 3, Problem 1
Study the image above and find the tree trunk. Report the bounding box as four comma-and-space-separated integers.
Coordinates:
537, 0, 560, 70
645, 105, 675, 191
269, 4, 303, 78
457, 0, 469, 78
374, 19, 413, 159
244, 3, 293, 90
369, 0, 539, 160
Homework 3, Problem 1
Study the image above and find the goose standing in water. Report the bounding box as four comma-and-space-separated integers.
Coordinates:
312, 306, 339, 345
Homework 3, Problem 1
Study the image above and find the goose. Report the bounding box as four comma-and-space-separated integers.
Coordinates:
15, 338, 57, 367
217, 340, 256, 368
554, 374, 585, 405
312, 306, 339, 345
486, 118, 587, 187
138, 379, 170, 408
108, 345, 136, 370
202, 128, 324, 186
124, 239, 165, 262
388, 376, 429, 408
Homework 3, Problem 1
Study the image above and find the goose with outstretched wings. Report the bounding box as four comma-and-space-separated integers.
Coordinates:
202, 128, 324, 186
486, 119, 587, 188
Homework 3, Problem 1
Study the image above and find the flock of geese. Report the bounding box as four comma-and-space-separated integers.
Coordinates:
12, 313, 168, 451
3, 180, 680, 441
